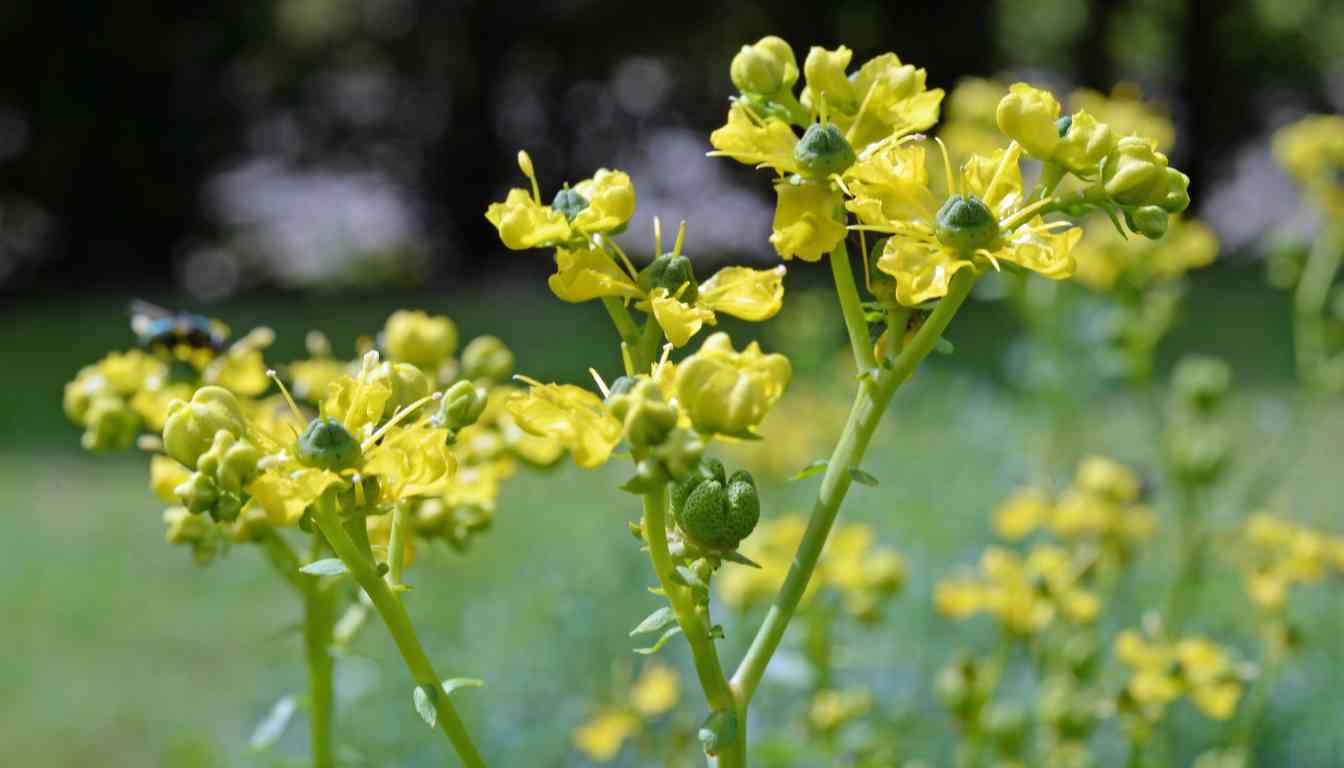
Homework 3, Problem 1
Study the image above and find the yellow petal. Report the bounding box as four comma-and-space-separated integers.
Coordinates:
769, 179, 846, 262
992, 487, 1051, 540
363, 425, 457, 500
547, 247, 642, 303
1191, 682, 1241, 720
572, 709, 638, 762
960, 147, 1024, 216
506, 383, 623, 468
485, 188, 572, 250
876, 237, 975, 306
572, 168, 637, 234
1000, 225, 1081, 280
801, 45, 857, 115
672, 332, 791, 437
697, 265, 786, 321
649, 288, 716, 348
844, 143, 937, 227
996, 83, 1062, 160
630, 662, 680, 716
150, 454, 193, 503
708, 103, 800, 174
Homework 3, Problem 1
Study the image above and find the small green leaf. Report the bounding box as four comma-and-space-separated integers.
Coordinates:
934, 337, 955, 355
299, 558, 348, 576
630, 606, 677, 637
708, 624, 726, 639
441, 678, 484, 696
675, 565, 706, 590
628, 521, 645, 541
248, 695, 297, 751
721, 550, 763, 569
848, 467, 879, 486
413, 684, 438, 728
634, 625, 683, 655
791, 460, 828, 482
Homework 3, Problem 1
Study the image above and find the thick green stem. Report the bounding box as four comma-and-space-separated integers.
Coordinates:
639, 482, 743, 767
388, 502, 409, 588
311, 498, 486, 767
1293, 227, 1343, 389
829, 240, 878, 376
732, 271, 977, 704
602, 297, 641, 348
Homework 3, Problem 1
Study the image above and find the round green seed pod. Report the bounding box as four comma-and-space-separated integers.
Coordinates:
935, 194, 1000, 253
435, 379, 488, 431
551, 187, 589, 222
725, 469, 760, 543
296, 417, 362, 471
637, 253, 699, 303
793, 122, 856, 179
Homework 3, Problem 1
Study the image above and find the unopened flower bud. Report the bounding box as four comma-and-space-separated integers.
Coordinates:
638, 253, 699, 303
175, 472, 220, 516
383, 310, 458, 370
1054, 110, 1116, 174
1126, 205, 1170, 240
793, 122, 856, 180
674, 333, 790, 438
164, 506, 212, 546
370, 361, 432, 419
162, 386, 247, 469
996, 83, 1062, 161
1103, 137, 1170, 206
461, 335, 515, 382
652, 428, 704, 480
296, 417, 363, 471
82, 395, 140, 452
435, 380, 488, 431
196, 430, 261, 493
1159, 167, 1191, 214
1172, 355, 1231, 412
730, 36, 797, 95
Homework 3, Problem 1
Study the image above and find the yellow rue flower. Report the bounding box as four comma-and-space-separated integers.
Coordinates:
1273, 113, 1344, 216
851, 141, 1081, 305
992, 486, 1052, 540
505, 380, 623, 469
1116, 629, 1244, 721
486, 152, 635, 250
996, 83, 1116, 176
630, 662, 680, 717
382, 310, 458, 371
718, 515, 812, 610
821, 523, 906, 620
798, 46, 945, 149
572, 709, 639, 762
1237, 512, 1338, 611
809, 687, 873, 733
1070, 84, 1176, 153
936, 545, 1097, 635
203, 327, 275, 397
1073, 216, 1218, 292
672, 332, 791, 438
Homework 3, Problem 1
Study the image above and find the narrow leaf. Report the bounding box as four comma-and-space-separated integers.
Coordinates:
412, 684, 437, 728
248, 695, 297, 751
634, 625, 683, 655
721, 550, 763, 569
441, 678, 485, 696
629, 606, 677, 637
791, 460, 828, 482
848, 467, 879, 487
299, 558, 348, 576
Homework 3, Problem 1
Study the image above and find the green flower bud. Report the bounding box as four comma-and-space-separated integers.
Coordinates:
1165, 422, 1229, 485
196, 430, 261, 493
1172, 355, 1231, 411
296, 417, 363, 471
637, 253, 699, 303
1159, 167, 1191, 214
608, 379, 678, 448
698, 710, 739, 757
551, 187, 589, 222
652, 428, 704, 481
81, 395, 140, 452
935, 194, 1000, 253
603, 376, 637, 405
461, 335, 515, 382
1102, 137, 1170, 206
369, 361, 432, 420
435, 380, 488, 431
162, 386, 247, 469
1126, 205, 1170, 240
175, 472, 220, 516
730, 36, 797, 95
984, 704, 1029, 757
383, 310, 458, 370
164, 506, 212, 546
793, 123, 856, 180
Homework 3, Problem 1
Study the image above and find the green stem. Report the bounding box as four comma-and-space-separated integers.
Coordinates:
311, 497, 486, 767
732, 271, 977, 704
602, 297, 641, 348
388, 502, 409, 588
829, 240, 878, 376
1292, 226, 1343, 389
1164, 482, 1202, 633
639, 482, 743, 767
633, 313, 665, 373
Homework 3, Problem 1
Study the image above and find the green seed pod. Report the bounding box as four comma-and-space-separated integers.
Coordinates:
162, 386, 247, 469
435, 380, 488, 431
296, 417, 363, 471
724, 470, 760, 544
680, 480, 729, 548
551, 187, 589, 222
793, 122, 856, 180
174, 471, 220, 516
81, 395, 141, 452
637, 253, 699, 303
370, 361, 432, 420
1126, 205, 1170, 240
935, 194, 1000, 253
461, 335, 515, 382
671, 458, 726, 520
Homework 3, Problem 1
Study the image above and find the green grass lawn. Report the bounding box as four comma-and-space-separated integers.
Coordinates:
3, 272, 1343, 766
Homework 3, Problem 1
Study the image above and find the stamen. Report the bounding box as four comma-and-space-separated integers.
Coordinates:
267, 369, 307, 427
977, 249, 1003, 271
673, 220, 688, 256
847, 80, 879, 146
352, 473, 366, 508
984, 141, 1022, 209
859, 228, 872, 294
518, 150, 541, 204
653, 216, 663, 257
934, 137, 957, 199
620, 342, 636, 378
512, 374, 544, 388
589, 367, 611, 398
604, 235, 640, 282
362, 392, 439, 450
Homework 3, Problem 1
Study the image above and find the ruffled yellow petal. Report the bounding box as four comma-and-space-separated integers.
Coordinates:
649, 288, 716, 348
708, 102, 800, 174
1000, 225, 1080, 280
547, 247, 642, 303
322, 371, 392, 438
843, 54, 943, 148
506, 383, 623, 469
573, 709, 638, 762
363, 425, 456, 500
485, 188, 572, 250
1191, 682, 1241, 720
960, 147, 1024, 217
630, 663, 680, 717
572, 169, 637, 234
801, 45, 857, 115
844, 143, 936, 227
876, 236, 975, 306
672, 332, 792, 437
769, 179, 846, 262
993, 487, 1051, 540
150, 454, 193, 503
245, 468, 345, 526
697, 265, 786, 322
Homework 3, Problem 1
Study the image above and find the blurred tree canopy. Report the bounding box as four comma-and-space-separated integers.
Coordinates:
0, 0, 1339, 297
